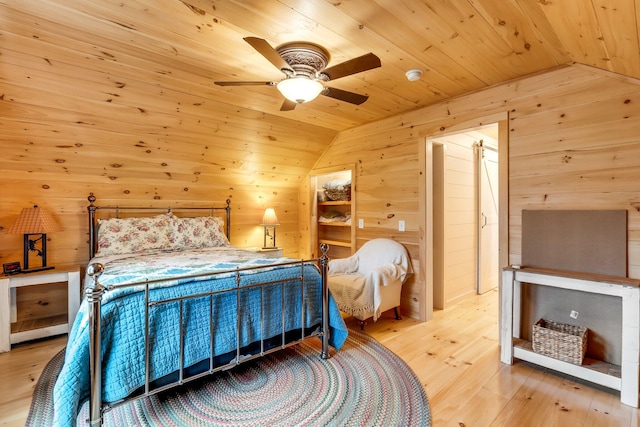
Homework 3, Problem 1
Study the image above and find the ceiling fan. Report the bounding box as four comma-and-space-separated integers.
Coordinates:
214, 37, 381, 111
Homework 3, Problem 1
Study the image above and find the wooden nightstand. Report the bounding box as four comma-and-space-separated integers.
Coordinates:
243, 247, 284, 258
0, 265, 80, 352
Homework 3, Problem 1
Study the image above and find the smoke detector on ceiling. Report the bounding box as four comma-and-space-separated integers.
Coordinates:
405, 69, 423, 82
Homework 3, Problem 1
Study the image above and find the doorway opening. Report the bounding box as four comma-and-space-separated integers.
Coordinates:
424, 121, 507, 316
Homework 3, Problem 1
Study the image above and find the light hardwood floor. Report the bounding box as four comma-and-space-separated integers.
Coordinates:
1, 289, 638, 426
0, 334, 66, 426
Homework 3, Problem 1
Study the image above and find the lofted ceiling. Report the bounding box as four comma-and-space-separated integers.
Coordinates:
5, 0, 639, 134
180, 0, 640, 131
2, 0, 640, 201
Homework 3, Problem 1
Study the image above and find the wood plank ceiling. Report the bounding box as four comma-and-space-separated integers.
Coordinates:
174, 0, 640, 130
2, 0, 639, 199
5, 0, 639, 132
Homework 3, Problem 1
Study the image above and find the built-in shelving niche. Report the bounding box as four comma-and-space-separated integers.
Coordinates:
309, 165, 355, 260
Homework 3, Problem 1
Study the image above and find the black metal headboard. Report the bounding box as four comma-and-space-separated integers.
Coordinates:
87, 193, 231, 259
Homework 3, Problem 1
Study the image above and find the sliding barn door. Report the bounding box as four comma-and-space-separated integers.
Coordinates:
477, 141, 499, 294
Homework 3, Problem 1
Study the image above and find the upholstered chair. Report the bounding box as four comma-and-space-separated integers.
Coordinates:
328, 238, 413, 329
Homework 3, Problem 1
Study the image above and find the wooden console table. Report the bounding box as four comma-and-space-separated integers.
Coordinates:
501, 267, 640, 407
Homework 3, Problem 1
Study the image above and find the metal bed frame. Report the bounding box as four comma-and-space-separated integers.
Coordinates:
83, 194, 331, 426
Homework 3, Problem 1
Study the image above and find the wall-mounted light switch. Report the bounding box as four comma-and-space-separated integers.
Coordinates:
358, 219, 364, 229
399, 220, 405, 232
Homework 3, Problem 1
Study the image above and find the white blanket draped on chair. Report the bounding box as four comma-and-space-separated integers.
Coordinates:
328, 239, 413, 322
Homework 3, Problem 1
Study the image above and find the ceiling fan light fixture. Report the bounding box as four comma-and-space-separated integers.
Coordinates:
276, 77, 324, 104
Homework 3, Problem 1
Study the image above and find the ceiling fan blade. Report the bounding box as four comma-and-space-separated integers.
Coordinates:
322, 87, 369, 105
214, 81, 276, 86
321, 53, 381, 81
280, 99, 297, 111
243, 37, 292, 73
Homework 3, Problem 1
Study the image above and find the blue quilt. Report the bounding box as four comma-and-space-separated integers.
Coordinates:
52, 248, 348, 427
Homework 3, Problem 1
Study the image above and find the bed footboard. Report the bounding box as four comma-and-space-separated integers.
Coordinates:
85, 245, 332, 427
319, 243, 330, 360
85, 264, 106, 427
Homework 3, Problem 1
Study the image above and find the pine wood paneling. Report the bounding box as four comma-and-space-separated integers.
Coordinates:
5, 0, 640, 324
315, 64, 640, 320
0, 0, 342, 271
14, 282, 67, 323
436, 133, 477, 306
2, 0, 640, 132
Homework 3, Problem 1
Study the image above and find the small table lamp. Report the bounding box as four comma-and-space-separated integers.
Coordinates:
261, 208, 280, 249
7, 205, 63, 273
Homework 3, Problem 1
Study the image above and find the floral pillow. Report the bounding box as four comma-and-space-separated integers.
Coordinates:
172, 216, 230, 249
96, 214, 173, 256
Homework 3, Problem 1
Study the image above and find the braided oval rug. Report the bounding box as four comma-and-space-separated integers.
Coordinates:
27, 330, 431, 426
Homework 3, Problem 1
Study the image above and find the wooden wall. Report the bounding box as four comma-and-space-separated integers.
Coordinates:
310, 64, 640, 321
432, 132, 477, 307
0, 28, 339, 267
0, 135, 334, 268
0, 1, 346, 269
5, 58, 640, 324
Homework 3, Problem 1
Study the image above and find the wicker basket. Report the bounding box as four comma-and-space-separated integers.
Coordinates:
324, 185, 351, 201
532, 319, 588, 365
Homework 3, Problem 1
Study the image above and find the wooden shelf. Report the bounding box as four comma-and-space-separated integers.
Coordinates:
319, 239, 351, 248
318, 200, 351, 206
513, 339, 621, 390
11, 314, 68, 334
312, 167, 355, 259
318, 221, 351, 227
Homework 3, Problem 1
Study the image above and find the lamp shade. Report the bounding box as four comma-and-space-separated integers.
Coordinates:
7, 205, 63, 234
260, 208, 280, 226
276, 77, 324, 104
